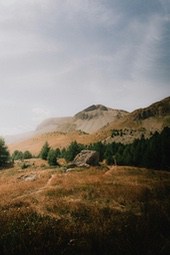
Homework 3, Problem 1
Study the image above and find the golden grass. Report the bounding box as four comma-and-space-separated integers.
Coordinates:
0, 161, 169, 218
0, 161, 170, 254
8, 131, 97, 155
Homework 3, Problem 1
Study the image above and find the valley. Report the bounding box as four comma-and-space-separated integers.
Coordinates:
0, 96, 170, 255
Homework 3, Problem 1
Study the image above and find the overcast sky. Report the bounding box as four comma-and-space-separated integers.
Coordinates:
0, 0, 170, 135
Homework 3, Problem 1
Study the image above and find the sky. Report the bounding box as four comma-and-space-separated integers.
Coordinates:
0, 0, 170, 136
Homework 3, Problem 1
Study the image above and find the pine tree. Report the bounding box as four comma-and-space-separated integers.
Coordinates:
14, 151, 24, 160
0, 138, 10, 167
47, 149, 58, 166
104, 144, 114, 165
40, 142, 50, 160
65, 141, 84, 161
160, 127, 170, 170
89, 142, 105, 161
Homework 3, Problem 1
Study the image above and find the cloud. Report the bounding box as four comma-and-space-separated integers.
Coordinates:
0, 0, 169, 135
32, 107, 51, 122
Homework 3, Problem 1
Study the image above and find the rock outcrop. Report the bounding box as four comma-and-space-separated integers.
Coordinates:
72, 150, 99, 167
131, 96, 170, 121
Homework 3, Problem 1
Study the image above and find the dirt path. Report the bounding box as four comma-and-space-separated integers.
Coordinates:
104, 165, 118, 176
46, 174, 55, 186
10, 173, 61, 218
12, 174, 56, 202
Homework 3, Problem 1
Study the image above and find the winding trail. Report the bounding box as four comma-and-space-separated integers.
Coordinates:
12, 174, 56, 202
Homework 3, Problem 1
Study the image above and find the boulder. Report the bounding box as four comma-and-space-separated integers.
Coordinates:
72, 150, 99, 167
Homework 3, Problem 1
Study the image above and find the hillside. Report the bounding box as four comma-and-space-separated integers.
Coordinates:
8, 97, 170, 154
9, 131, 96, 155
36, 104, 128, 134
99, 96, 170, 144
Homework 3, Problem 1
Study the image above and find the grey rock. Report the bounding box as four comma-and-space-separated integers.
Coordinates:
72, 150, 99, 167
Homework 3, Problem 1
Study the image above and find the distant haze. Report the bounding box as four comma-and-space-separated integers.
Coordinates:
0, 0, 170, 135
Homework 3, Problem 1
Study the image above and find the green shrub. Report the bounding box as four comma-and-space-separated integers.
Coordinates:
23, 151, 32, 159
47, 149, 58, 166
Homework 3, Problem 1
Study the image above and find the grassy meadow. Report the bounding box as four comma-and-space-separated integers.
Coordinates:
0, 159, 170, 254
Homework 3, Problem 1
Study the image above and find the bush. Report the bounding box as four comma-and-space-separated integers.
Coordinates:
23, 151, 32, 159
20, 162, 30, 169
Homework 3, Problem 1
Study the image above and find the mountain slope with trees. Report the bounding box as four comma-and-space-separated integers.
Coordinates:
52, 127, 170, 171
98, 96, 170, 144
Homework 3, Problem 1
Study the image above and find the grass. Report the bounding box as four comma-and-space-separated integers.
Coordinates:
0, 160, 170, 254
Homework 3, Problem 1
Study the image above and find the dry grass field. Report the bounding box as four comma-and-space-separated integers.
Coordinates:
8, 132, 98, 155
0, 160, 170, 255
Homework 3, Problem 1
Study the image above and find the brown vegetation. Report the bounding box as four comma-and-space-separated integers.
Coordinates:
0, 160, 170, 254
8, 131, 96, 155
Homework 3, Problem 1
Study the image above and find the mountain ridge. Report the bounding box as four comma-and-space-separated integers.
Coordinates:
130, 96, 170, 121
8, 96, 170, 154
98, 96, 170, 144
35, 104, 128, 135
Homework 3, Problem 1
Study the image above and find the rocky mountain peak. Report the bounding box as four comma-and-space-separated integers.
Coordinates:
83, 104, 108, 112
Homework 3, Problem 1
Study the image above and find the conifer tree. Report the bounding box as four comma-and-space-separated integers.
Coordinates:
40, 142, 50, 160
104, 144, 114, 165
0, 138, 10, 167
47, 149, 58, 166
65, 141, 84, 161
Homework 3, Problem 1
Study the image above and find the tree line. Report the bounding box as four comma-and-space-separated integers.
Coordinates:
0, 127, 169, 170
55, 127, 170, 170
38, 127, 170, 170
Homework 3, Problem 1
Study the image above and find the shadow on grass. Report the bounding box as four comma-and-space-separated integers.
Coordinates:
0, 196, 170, 255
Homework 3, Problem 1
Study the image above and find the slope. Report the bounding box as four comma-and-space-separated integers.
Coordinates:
36, 104, 128, 134
8, 97, 170, 154
99, 96, 170, 144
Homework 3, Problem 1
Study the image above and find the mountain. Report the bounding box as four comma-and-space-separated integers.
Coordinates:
130, 96, 170, 121
99, 96, 170, 144
36, 104, 128, 134
8, 97, 170, 154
